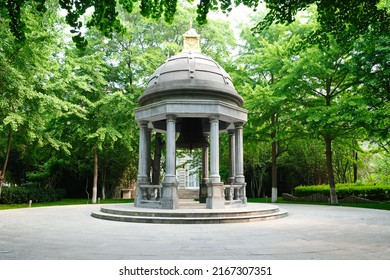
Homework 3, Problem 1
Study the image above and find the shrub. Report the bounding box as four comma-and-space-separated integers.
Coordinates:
0, 186, 65, 204
293, 183, 390, 201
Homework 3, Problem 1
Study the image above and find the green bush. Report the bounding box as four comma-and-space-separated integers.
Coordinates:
0, 187, 65, 204
293, 183, 390, 201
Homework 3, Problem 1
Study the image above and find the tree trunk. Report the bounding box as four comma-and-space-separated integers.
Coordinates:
92, 148, 98, 204
152, 133, 163, 185
1, 127, 13, 180
271, 139, 278, 202
101, 168, 106, 200
250, 169, 255, 197
324, 135, 338, 204
85, 177, 89, 201
101, 157, 109, 200
353, 151, 358, 183
0, 127, 13, 198
258, 171, 263, 198
271, 113, 278, 203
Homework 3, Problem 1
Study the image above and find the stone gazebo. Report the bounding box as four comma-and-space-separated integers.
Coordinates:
134, 28, 248, 209
92, 30, 288, 221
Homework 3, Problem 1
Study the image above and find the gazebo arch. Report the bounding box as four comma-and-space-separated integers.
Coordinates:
134, 28, 248, 209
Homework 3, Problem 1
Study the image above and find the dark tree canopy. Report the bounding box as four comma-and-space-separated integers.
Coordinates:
0, 0, 389, 48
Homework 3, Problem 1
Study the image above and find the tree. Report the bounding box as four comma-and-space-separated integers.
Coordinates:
282, 35, 371, 204
2, 1, 387, 49
252, 0, 389, 47
243, 131, 271, 198
0, 1, 80, 196
281, 139, 327, 186
235, 8, 383, 202
236, 19, 309, 201
349, 27, 390, 154
49, 41, 132, 203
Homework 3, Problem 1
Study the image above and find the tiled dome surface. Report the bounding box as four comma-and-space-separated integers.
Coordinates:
139, 51, 243, 107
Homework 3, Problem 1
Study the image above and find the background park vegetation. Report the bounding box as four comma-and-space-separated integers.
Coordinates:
0, 0, 389, 205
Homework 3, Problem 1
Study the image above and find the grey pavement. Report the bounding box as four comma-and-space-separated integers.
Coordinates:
0, 203, 389, 260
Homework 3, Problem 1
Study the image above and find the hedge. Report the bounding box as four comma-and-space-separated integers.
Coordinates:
0, 186, 65, 204
293, 183, 390, 201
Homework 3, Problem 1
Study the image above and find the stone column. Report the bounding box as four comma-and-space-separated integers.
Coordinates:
209, 116, 220, 183
206, 115, 225, 209
225, 129, 235, 201
202, 146, 209, 182
234, 122, 247, 204
146, 128, 152, 182
161, 114, 178, 209
199, 145, 209, 203
135, 121, 150, 206
234, 122, 244, 184
228, 129, 235, 184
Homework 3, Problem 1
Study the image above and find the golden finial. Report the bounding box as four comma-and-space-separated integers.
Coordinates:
182, 20, 201, 53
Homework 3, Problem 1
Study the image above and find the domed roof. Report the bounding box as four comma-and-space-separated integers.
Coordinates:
139, 29, 243, 107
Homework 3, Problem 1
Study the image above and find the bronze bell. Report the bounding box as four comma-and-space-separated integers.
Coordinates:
176, 118, 209, 150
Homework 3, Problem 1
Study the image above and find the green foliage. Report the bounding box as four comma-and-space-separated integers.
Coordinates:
281, 139, 327, 186
3, 0, 388, 50
25, 157, 68, 188
0, 186, 65, 204
254, 0, 390, 48
0, 0, 388, 201
294, 183, 390, 201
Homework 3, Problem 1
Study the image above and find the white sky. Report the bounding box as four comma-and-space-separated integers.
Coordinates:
208, 3, 256, 24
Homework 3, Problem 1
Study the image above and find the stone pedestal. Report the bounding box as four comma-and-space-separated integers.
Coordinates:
134, 182, 147, 207
134, 184, 142, 207
239, 183, 248, 205
206, 182, 225, 209
199, 183, 208, 203
161, 182, 179, 209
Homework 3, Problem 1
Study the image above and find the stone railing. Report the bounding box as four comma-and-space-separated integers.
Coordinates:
224, 183, 247, 207
138, 184, 162, 202
135, 183, 247, 209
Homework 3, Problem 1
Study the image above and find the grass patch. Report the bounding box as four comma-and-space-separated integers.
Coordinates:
0, 198, 134, 210
1, 197, 389, 211
247, 197, 390, 211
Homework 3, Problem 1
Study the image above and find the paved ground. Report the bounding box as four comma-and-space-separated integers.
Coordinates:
0, 203, 389, 260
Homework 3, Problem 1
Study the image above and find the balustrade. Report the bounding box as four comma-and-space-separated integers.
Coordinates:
224, 184, 246, 205
138, 184, 162, 202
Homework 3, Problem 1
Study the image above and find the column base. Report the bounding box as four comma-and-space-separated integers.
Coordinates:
238, 182, 247, 205
199, 182, 208, 203
134, 181, 148, 207
234, 175, 245, 184
206, 182, 225, 209
161, 182, 179, 209
209, 174, 221, 183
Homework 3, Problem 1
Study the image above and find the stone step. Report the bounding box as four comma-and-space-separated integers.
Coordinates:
91, 211, 288, 224
99, 205, 280, 218
91, 203, 288, 224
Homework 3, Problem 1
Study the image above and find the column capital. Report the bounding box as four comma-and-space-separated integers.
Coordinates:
228, 128, 235, 135
234, 121, 244, 128
166, 114, 176, 121
138, 120, 149, 127
209, 115, 219, 121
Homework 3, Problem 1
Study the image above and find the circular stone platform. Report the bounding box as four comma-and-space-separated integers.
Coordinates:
91, 202, 288, 224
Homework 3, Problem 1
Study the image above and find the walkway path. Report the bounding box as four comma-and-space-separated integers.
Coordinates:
0, 203, 389, 260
